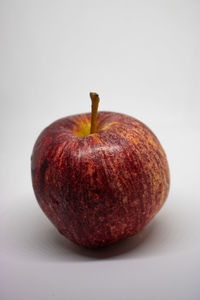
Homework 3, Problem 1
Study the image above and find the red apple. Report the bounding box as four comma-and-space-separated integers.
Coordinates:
31, 93, 170, 248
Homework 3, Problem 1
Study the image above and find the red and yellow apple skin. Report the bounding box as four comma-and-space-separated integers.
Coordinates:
31, 112, 170, 248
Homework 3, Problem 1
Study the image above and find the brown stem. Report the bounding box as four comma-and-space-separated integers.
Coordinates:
90, 92, 100, 134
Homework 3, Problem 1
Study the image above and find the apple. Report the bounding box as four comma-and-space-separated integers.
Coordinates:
31, 93, 170, 248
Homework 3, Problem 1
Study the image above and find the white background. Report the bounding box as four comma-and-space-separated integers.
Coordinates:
1, 0, 200, 299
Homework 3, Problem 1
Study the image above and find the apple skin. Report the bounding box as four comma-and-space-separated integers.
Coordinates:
31, 112, 170, 248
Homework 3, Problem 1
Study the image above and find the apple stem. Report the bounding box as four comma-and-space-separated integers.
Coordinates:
90, 92, 100, 134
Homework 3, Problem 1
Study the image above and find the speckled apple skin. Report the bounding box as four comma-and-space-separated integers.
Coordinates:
31, 112, 170, 248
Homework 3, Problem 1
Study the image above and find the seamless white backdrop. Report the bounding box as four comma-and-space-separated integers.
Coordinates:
0, 1, 200, 300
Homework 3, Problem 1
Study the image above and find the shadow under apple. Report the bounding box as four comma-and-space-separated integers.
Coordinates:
7, 194, 174, 262
51, 219, 160, 261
